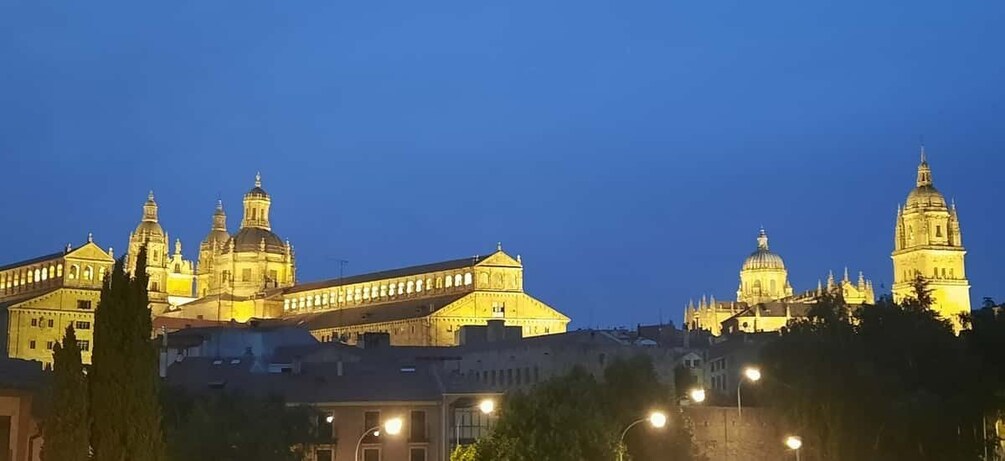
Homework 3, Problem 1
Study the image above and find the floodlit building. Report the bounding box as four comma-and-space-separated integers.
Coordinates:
0, 238, 114, 365
683, 229, 874, 335
892, 148, 971, 330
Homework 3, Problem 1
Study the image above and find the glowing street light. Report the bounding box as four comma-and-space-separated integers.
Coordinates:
355, 416, 403, 461
737, 366, 761, 419
689, 388, 706, 404
618, 411, 668, 461
479, 398, 496, 415
785, 435, 803, 461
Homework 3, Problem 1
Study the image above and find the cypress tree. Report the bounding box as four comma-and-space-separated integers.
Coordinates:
91, 247, 166, 461
41, 325, 90, 461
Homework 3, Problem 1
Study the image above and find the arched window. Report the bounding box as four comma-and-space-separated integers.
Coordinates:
380, 285, 387, 297
56, 264, 63, 277
769, 279, 776, 294
314, 295, 321, 307
98, 267, 106, 282
40, 268, 47, 281
174, 263, 181, 273
363, 287, 370, 300
407, 281, 414, 294
426, 278, 433, 291
416, 280, 423, 292
34, 269, 40, 282
68, 265, 79, 280
354, 287, 362, 301
464, 272, 472, 285
397, 282, 404, 295
84, 266, 93, 281
454, 274, 463, 287
322, 293, 329, 305
284, 299, 290, 311
941, 268, 946, 278
299, 297, 305, 309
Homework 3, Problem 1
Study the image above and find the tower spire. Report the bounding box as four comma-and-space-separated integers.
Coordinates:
916, 146, 933, 187
756, 228, 769, 250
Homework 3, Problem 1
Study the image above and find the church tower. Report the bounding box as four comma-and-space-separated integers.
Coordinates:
196, 200, 230, 297
127, 192, 170, 303
736, 228, 793, 305
892, 148, 971, 330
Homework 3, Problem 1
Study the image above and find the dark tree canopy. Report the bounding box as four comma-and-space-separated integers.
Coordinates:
470, 356, 704, 461
761, 280, 993, 460
41, 325, 90, 461
90, 247, 166, 461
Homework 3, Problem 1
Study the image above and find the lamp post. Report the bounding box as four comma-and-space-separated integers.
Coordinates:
689, 388, 706, 404
737, 367, 761, 419
785, 435, 802, 461
355, 417, 402, 461
617, 411, 667, 461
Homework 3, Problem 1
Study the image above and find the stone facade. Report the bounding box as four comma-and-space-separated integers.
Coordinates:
892, 148, 971, 330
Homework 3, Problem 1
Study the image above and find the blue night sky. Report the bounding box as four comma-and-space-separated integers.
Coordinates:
1, 1, 1003, 328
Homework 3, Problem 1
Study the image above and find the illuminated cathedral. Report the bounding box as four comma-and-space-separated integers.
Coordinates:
684, 148, 971, 335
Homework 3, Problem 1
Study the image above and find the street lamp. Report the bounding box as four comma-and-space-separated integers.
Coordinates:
617, 411, 668, 461
737, 366, 761, 419
689, 388, 706, 404
354, 416, 403, 461
785, 435, 803, 461
479, 398, 496, 415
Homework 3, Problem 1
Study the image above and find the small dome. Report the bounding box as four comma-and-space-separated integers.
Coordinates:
905, 185, 947, 209
245, 172, 269, 199
224, 227, 286, 254
134, 221, 166, 242
742, 229, 786, 271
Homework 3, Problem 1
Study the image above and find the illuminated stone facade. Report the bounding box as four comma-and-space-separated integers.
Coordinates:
0, 239, 114, 365
892, 149, 971, 330
685, 230, 875, 336
125, 192, 196, 313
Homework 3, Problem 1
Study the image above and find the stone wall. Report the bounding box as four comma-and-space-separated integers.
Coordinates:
682, 406, 789, 461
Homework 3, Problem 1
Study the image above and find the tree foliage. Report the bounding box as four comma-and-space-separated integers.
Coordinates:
90, 248, 167, 461
761, 279, 992, 460
41, 325, 89, 461
161, 387, 321, 461
470, 356, 704, 461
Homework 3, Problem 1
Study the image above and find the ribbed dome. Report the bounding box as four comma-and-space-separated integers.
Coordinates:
224, 227, 286, 254
742, 229, 786, 271
906, 184, 947, 210
134, 221, 166, 242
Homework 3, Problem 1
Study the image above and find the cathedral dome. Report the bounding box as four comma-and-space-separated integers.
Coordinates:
905, 184, 947, 209
742, 229, 785, 271
133, 192, 166, 243
201, 200, 230, 249
225, 227, 286, 254
245, 172, 269, 199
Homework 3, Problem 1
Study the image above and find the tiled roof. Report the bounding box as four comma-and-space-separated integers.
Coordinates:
286, 254, 495, 294
274, 293, 467, 330
165, 357, 446, 403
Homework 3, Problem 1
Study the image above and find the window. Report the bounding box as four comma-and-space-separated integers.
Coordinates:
410, 448, 427, 461
83, 266, 93, 280
464, 272, 472, 285
77, 300, 92, 310
56, 264, 63, 277
29, 340, 36, 349
151, 282, 159, 292
268, 270, 278, 284
407, 281, 414, 294
46, 341, 54, 350
936, 225, 943, 237
410, 410, 427, 442
445, 276, 452, 288
941, 268, 947, 278
76, 321, 90, 330
397, 283, 404, 295
315, 449, 333, 461
41, 268, 47, 281
34, 269, 40, 282
31, 318, 37, 327
174, 263, 181, 273
454, 274, 463, 287
492, 302, 505, 318
362, 448, 380, 461
98, 267, 105, 281
47, 319, 54, 328
364, 411, 381, 443
77, 340, 90, 351
416, 280, 423, 292
69, 265, 79, 280
242, 268, 252, 282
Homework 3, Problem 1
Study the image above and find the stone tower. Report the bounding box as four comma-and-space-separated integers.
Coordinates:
892, 147, 971, 330
196, 200, 230, 297
127, 191, 170, 302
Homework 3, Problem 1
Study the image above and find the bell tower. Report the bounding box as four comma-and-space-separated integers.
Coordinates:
892, 148, 971, 330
